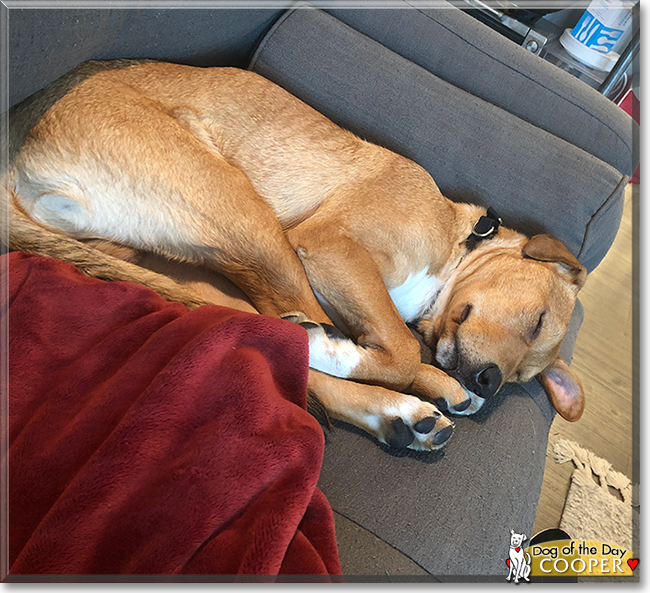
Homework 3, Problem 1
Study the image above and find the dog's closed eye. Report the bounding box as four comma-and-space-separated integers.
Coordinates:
529, 311, 545, 341
458, 304, 472, 324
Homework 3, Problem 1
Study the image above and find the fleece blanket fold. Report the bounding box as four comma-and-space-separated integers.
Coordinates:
4, 252, 341, 576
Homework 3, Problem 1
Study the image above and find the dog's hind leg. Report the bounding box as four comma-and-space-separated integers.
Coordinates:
191, 175, 330, 323
308, 371, 453, 451
12, 85, 413, 384
10, 92, 331, 325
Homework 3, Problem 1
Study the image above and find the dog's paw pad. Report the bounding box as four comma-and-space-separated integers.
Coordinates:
413, 416, 438, 434
386, 417, 415, 449
434, 382, 486, 417
452, 398, 472, 412
432, 425, 453, 446
433, 397, 449, 412
376, 398, 453, 451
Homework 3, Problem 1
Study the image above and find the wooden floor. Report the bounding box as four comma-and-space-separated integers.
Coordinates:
533, 183, 638, 535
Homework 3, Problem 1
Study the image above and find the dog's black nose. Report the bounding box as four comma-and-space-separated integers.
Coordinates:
473, 364, 502, 398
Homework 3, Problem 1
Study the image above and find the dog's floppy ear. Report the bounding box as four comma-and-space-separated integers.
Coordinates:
537, 358, 585, 422
522, 234, 587, 289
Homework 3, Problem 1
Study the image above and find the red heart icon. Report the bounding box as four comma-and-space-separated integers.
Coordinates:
516, 547, 521, 552
628, 559, 639, 571
506, 559, 510, 567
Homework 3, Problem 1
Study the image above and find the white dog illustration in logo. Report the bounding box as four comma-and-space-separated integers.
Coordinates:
506, 530, 531, 583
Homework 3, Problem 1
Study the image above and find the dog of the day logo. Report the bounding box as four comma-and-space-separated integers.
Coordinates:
529, 539, 637, 577
506, 530, 531, 583
506, 532, 639, 580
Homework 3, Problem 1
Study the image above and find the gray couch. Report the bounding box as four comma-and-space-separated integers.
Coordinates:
4, 1, 637, 580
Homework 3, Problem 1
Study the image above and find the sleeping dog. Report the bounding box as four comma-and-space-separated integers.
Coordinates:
3, 60, 586, 450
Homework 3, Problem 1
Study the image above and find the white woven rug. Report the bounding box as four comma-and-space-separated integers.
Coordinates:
553, 439, 633, 550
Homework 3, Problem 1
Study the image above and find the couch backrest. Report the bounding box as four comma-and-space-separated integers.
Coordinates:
7, 8, 284, 108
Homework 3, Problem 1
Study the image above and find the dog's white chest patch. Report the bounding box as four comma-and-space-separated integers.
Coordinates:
388, 268, 443, 323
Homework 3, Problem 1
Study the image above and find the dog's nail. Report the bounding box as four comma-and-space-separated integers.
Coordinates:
299, 321, 321, 330
432, 425, 453, 446
413, 416, 437, 434
433, 397, 449, 412
281, 312, 306, 323
322, 323, 346, 341
386, 418, 415, 449
452, 399, 472, 412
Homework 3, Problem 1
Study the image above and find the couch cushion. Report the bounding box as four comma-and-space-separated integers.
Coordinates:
250, 8, 626, 272
319, 391, 550, 578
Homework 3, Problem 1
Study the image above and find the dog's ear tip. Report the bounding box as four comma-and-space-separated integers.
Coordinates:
558, 400, 585, 422
537, 358, 585, 422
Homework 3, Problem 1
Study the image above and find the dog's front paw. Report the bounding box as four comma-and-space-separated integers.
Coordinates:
442, 387, 486, 417
377, 397, 454, 451
410, 364, 486, 416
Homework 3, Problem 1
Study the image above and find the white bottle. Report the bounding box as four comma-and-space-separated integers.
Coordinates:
559, 0, 635, 72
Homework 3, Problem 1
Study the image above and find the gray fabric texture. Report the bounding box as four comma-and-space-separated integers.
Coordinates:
332, 512, 431, 580
319, 393, 550, 578
318, 302, 583, 578
7, 8, 283, 108
250, 9, 627, 272
326, 3, 638, 178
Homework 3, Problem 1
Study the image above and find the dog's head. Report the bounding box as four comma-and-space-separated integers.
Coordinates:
510, 530, 527, 547
421, 233, 586, 421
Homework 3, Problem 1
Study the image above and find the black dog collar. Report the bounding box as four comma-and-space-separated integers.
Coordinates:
465, 207, 502, 252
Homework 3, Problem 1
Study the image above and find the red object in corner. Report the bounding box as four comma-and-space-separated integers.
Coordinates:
619, 88, 640, 184
5, 252, 342, 577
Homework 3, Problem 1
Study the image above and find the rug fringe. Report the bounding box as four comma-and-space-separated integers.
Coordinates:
553, 439, 631, 502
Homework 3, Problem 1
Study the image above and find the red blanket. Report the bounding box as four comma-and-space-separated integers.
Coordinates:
4, 252, 341, 577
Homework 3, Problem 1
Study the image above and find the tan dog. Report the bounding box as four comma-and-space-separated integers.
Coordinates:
3, 60, 586, 451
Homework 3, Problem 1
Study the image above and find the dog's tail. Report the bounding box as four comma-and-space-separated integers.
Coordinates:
2, 183, 208, 310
